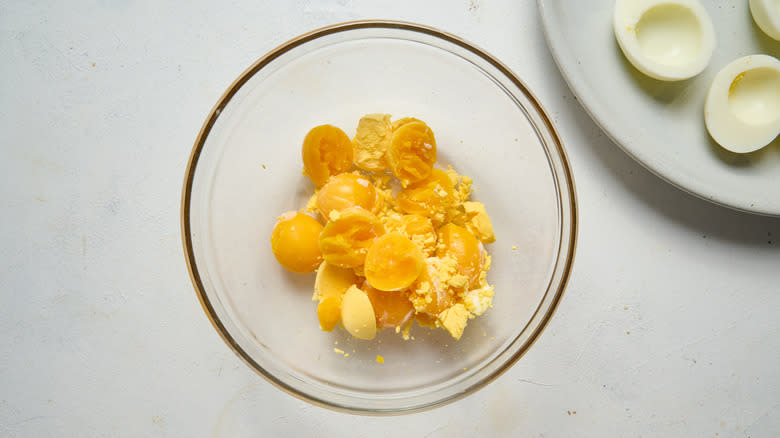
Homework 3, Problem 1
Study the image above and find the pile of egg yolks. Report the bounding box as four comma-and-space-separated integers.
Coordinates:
270, 115, 495, 341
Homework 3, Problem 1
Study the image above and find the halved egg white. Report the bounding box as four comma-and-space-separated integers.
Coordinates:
704, 55, 780, 153
750, 0, 780, 40
614, 0, 716, 81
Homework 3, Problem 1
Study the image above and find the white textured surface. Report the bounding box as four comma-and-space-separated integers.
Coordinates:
1, 1, 779, 436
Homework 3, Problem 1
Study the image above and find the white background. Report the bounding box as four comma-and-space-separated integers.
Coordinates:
1, 1, 779, 436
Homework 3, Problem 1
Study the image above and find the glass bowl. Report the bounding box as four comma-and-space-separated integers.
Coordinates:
181, 20, 577, 414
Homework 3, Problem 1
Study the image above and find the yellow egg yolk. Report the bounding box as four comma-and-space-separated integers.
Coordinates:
436, 223, 483, 287
398, 214, 437, 256
302, 124, 353, 186
319, 207, 385, 268
362, 283, 414, 329
408, 257, 457, 316
364, 232, 424, 291
352, 113, 392, 172
316, 173, 379, 219
317, 296, 342, 331
397, 168, 455, 225
270, 212, 323, 273
388, 121, 436, 187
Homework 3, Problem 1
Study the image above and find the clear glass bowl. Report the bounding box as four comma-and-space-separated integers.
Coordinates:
181, 20, 577, 414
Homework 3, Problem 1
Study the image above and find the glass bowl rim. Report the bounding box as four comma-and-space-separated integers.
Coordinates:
180, 19, 578, 415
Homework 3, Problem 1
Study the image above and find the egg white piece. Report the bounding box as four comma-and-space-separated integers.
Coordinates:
750, 0, 780, 40
704, 55, 780, 153
614, 0, 715, 81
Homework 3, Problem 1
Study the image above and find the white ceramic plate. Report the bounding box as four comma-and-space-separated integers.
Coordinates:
538, 0, 780, 216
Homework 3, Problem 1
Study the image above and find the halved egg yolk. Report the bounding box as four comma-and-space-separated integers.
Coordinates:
387, 121, 436, 187
409, 258, 456, 316
364, 232, 424, 291
302, 124, 353, 186
270, 212, 323, 273
362, 283, 414, 329
319, 207, 385, 268
317, 295, 342, 332
436, 223, 483, 287
316, 173, 379, 219
397, 169, 455, 224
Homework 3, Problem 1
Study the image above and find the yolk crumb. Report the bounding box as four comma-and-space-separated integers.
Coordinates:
364, 232, 424, 291
388, 121, 437, 187
319, 207, 385, 268
302, 124, 353, 186
270, 212, 323, 273
316, 172, 380, 219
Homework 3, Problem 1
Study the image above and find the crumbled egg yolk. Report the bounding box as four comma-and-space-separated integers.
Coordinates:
272, 114, 495, 342
392, 214, 437, 257
365, 232, 424, 291
318, 206, 385, 268
387, 121, 437, 187
456, 202, 496, 244
270, 212, 323, 273
436, 223, 483, 288
316, 172, 380, 219
397, 169, 455, 225
302, 124, 353, 186
352, 113, 392, 172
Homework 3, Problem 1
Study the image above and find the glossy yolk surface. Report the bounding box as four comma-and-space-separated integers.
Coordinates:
302, 124, 353, 186
362, 283, 414, 329
270, 212, 323, 273
318, 207, 385, 268
397, 169, 455, 224
364, 232, 424, 291
317, 296, 342, 331
436, 223, 483, 287
316, 173, 379, 219
387, 121, 436, 187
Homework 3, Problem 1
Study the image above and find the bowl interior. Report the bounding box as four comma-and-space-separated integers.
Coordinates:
184, 22, 576, 413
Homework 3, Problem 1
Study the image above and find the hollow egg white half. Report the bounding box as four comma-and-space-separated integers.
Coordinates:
750, 0, 780, 40
704, 55, 780, 153
614, 0, 716, 81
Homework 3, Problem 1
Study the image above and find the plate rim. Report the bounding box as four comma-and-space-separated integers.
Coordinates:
537, 0, 780, 217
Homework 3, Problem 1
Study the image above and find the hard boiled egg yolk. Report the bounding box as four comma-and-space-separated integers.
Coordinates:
397, 169, 455, 224
317, 296, 342, 332
409, 257, 456, 316
316, 173, 379, 219
362, 283, 415, 329
319, 207, 385, 268
436, 223, 483, 287
302, 124, 353, 186
398, 214, 437, 256
387, 121, 436, 187
364, 232, 424, 291
270, 212, 323, 273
